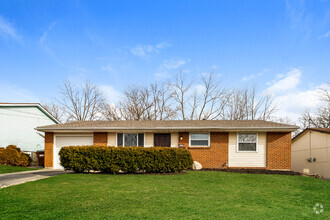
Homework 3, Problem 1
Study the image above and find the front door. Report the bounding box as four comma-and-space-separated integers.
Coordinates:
154, 134, 171, 147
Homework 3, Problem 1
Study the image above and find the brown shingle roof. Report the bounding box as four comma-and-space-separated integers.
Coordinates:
307, 128, 330, 134
292, 128, 330, 141
36, 120, 299, 132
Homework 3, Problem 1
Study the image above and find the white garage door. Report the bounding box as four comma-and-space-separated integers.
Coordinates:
54, 135, 93, 169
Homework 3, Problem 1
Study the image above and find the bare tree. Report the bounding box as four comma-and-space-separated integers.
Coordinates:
169, 72, 192, 120
101, 72, 278, 122
299, 84, 330, 128
224, 88, 246, 120
103, 83, 176, 121
189, 89, 200, 120
150, 82, 177, 120
41, 102, 64, 122
300, 110, 329, 128
102, 103, 121, 121
272, 116, 296, 125
319, 86, 330, 103
224, 86, 277, 120
257, 90, 277, 120
169, 72, 227, 120
194, 72, 227, 120
57, 80, 106, 121
119, 86, 153, 120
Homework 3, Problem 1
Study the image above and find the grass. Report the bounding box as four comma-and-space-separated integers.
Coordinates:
0, 165, 38, 174
0, 171, 329, 219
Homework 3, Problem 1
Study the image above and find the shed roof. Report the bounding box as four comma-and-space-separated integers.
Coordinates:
292, 128, 330, 141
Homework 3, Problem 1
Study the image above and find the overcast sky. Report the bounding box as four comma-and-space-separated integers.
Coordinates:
0, 0, 329, 121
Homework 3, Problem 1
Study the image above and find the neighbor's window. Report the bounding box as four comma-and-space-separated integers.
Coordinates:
238, 133, 257, 152
190, 133, 209, 147
117, 133, 144, 147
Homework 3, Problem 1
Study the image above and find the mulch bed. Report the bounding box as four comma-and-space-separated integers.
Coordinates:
68, 169, 302, 176
70, 170, 188, 175
199, 168, 301, 176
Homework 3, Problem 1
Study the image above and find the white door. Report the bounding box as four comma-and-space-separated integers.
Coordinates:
54, 135, 93, 169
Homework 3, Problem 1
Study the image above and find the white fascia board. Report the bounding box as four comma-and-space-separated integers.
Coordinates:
35, 126, 299, 132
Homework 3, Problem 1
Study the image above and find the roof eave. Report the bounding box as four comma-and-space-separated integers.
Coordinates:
292, 128, 330, 141
35, 126, 299, 133
0, 103, 60, 124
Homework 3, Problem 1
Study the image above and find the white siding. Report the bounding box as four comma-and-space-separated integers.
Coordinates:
144, 133, 154, 147
171, 132, 179, 148
228, 132, 266, 167
107, 133, 116, 146
0, 106, 57, 151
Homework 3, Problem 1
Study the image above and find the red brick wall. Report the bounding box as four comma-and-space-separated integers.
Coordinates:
44, 132, 54, 168
93, 132, 108, 146
44, 131, 291, 170
266, 132, 291, 170
179, 132, 228, 169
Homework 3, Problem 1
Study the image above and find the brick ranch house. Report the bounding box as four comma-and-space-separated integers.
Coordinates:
36, 120, 299, 170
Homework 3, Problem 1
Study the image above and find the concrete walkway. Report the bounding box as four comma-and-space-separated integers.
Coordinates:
0, 169, 68, 189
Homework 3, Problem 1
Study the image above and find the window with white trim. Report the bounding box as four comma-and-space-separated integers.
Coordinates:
238, 133, 257, 152
190, 133, 209, 147
117, 133, 144, 147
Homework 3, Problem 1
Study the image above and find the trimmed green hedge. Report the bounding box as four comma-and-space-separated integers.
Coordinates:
59, 146, 193, 174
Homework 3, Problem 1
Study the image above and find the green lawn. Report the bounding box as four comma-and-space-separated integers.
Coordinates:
0, 171, 328, 219
0, 165, 38, 174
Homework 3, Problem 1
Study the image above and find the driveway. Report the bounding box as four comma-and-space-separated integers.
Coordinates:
0, 169, 68, 189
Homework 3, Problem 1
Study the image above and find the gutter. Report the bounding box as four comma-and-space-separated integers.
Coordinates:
35, 126, 299, 132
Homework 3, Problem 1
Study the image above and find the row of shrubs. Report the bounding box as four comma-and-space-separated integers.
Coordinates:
0, 145, 32, 167
59, 146, 193, 174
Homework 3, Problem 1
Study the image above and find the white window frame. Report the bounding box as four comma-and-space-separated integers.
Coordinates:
189, 133, 210, 147
116, 133, 145, 147
237, 133, 258, 152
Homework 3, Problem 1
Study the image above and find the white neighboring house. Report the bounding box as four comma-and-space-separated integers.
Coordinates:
0, 103, 60, 152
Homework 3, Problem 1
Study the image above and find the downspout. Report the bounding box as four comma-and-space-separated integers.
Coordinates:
309, 130, 311, 160
36, 131, 45, 138
309, 130, 315, 175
